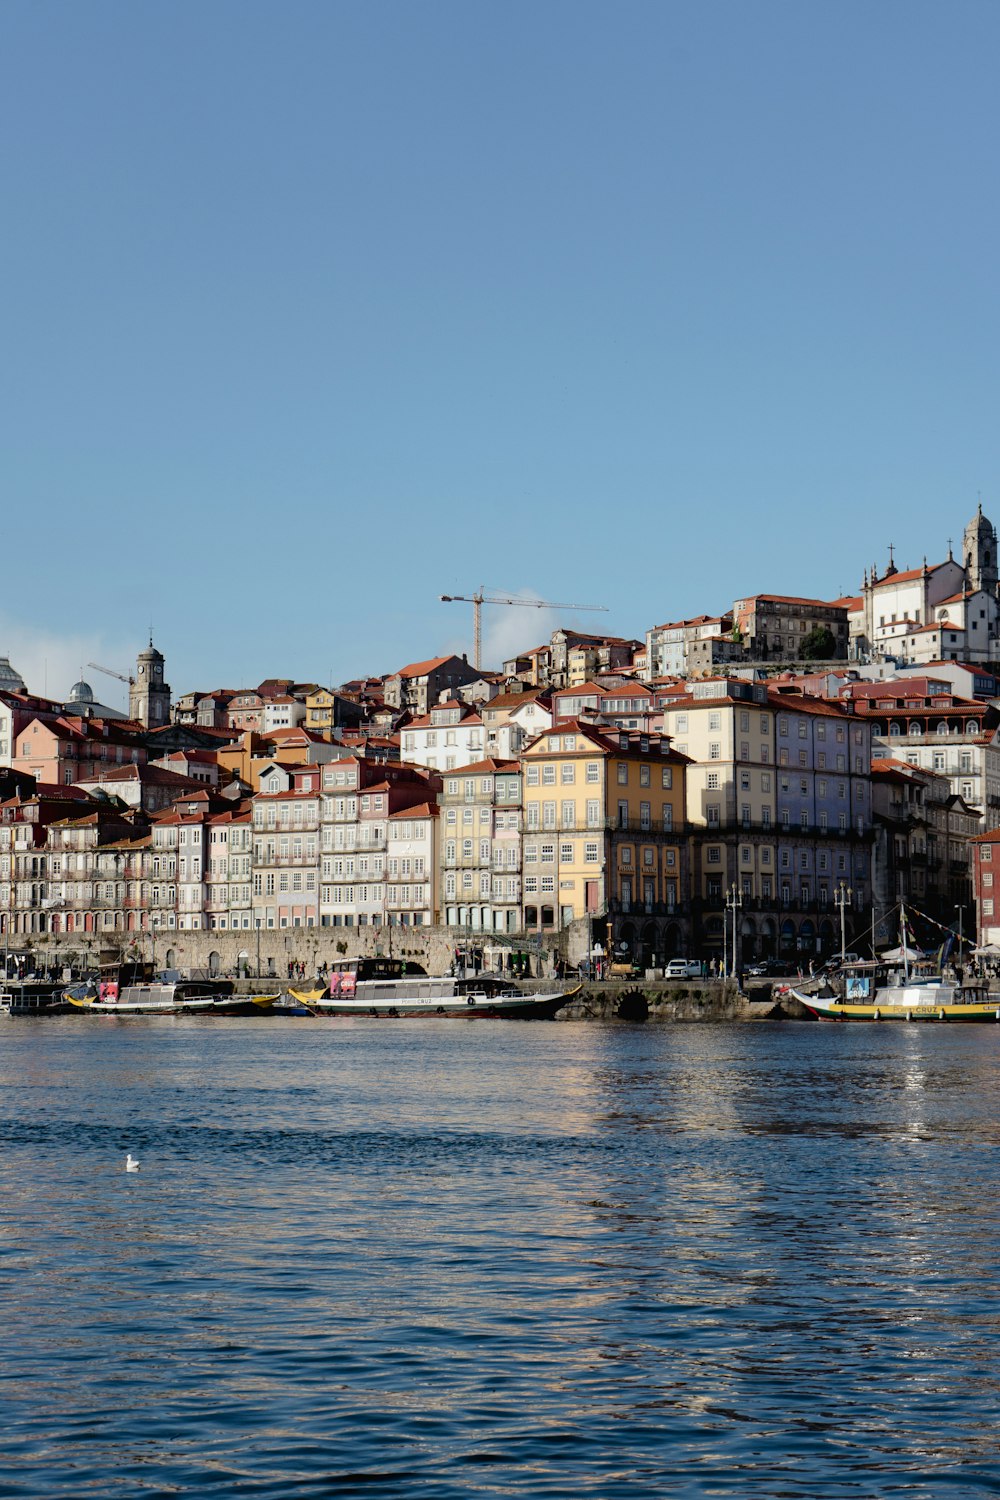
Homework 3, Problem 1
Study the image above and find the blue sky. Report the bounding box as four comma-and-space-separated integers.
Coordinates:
4, 1, 1000, 708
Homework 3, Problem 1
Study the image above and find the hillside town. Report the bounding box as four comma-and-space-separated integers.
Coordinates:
4, 502, 1000, 977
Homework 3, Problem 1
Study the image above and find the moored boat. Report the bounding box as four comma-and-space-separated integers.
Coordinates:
789, 977, 1000, 1022
289, 957, 578, 1019
64, 977, 281, 1016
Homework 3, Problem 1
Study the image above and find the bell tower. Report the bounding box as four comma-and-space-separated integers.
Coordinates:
963, 502, 998, 595
129, 640, 171, 728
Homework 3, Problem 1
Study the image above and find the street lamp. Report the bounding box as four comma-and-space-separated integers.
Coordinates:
956, 904, 966, 963
725, 883, 743, 980
151, 918, 159, 977
835, 881, 853, 965
255, 917, 261, 978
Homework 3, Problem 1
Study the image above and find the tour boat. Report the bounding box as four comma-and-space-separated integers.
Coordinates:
289, 957, 578, 1019
789, 975, 1000, 1023
64, 977, 280, 1016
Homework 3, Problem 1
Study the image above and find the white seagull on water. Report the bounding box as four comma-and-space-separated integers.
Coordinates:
125, 1153, 140, 1172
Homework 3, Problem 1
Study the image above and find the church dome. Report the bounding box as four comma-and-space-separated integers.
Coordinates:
0, 656, 27, 694
68, 680, 95, 705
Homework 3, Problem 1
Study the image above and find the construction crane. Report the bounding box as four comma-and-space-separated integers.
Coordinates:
88, 661, 135, 690
439, 590, 608, 671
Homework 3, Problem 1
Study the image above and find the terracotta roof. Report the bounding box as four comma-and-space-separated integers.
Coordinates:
388, 802, 439, 819
396, 655, 456, 679
441, 757, 519, 777
870, 562, 948, 588
740, 593, 849, 610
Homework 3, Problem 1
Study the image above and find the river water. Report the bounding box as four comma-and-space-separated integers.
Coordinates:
2, 1017, 1000, 1498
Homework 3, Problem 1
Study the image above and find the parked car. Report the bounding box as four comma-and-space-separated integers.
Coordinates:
746, 958, 796, 978
664, 958, 702, 979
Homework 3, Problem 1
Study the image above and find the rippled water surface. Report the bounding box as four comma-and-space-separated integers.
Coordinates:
3, 1017, 1000, 1497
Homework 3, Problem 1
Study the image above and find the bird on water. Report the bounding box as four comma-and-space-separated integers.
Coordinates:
125, 1153, 140, 1172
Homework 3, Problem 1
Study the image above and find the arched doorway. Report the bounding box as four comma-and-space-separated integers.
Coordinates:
663, 923, 681, 959
208, 950, 222, 977
760, 917, 776, 959
799, 920, 816, 961
640, 922, 658, 970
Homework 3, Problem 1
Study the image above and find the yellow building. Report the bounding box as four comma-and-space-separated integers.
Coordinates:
305, 688, 338, 732
519, 720, 688, 967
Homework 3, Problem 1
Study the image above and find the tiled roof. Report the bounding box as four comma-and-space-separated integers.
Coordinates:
870, 562, 947, 588
396, 655, 455, 679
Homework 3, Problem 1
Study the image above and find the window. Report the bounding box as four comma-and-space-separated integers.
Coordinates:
707, 846, 721, 864
617, 764, 628, 784
585, 842, 599, 862
561, 764, 576, 784
709, 743, 721, 760
707, 772, 720, 790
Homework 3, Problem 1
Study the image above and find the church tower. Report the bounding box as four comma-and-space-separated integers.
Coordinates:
129, 640, 171, 728
963, 502, 998, 595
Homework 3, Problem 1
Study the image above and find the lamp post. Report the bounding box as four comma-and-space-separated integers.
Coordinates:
725, 883, 742, 981
255, 917, 261, 978
835, 881, 853, 965
151, 917, 159, 977
956, 904, 966, 962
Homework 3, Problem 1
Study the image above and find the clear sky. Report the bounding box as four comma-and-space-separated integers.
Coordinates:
4, 1, 1000, 709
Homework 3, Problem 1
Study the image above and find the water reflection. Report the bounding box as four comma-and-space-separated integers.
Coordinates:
3, 1020, 1000, 1495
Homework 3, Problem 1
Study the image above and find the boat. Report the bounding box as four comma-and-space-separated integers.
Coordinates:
289, 957, 579, 1019
789, 907, 999, 1021
0, 983, 75, 1017
789, 972, 1000, 1022
64, 970, 280, 1016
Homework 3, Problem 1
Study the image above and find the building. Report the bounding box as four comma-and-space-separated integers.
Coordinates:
519, 720, 688, 967
662, 679, 873, 966
871, 759, 978, 934
843, 683, 1000, 823
382, 655, 480, 717
251, 764, 322, 930
732, 595, 850, 663
318, 758, 440, 928
643, 615, 735, 680
971, 828, 1000, 949
129, 642, 172, 729
439, 760, 521, 933
400, 700, 491, 771
855, 507, 1000, 663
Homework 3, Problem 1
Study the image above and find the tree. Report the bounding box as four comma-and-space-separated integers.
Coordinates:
800, 626, 836, 660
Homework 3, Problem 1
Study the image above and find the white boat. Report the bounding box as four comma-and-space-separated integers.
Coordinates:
65, 977, 278, 1016
289, 957, 578, 1019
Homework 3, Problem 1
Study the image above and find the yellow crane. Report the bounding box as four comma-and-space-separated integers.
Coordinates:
439, 589, 608, 671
